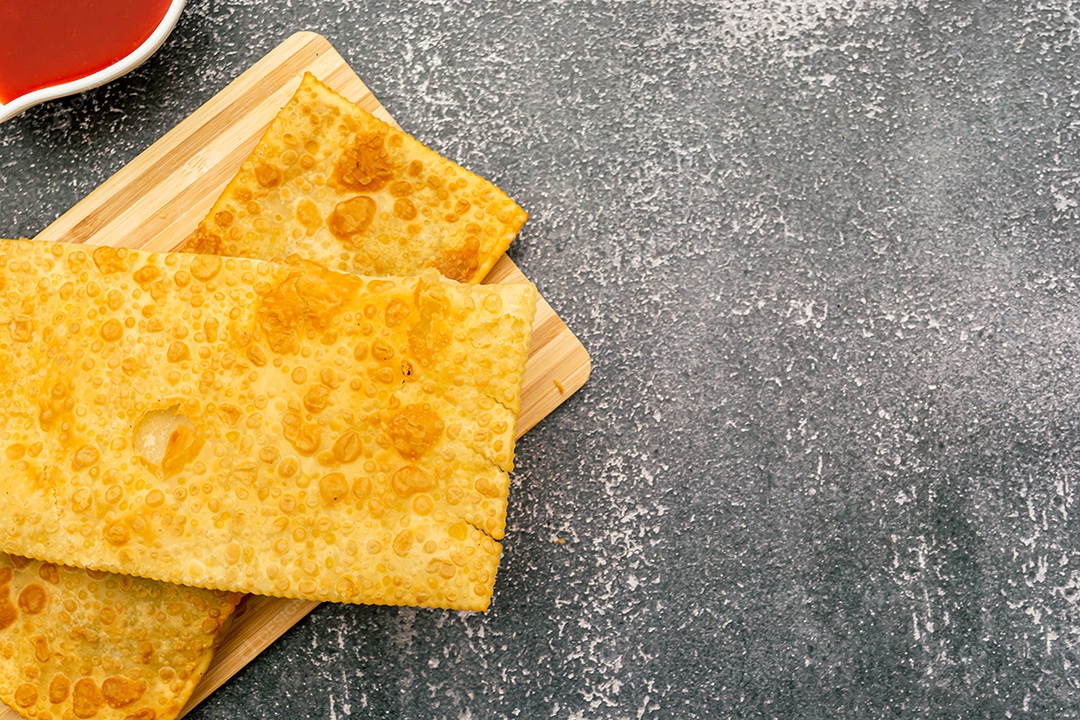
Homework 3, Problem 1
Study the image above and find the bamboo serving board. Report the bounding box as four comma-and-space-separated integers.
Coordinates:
0, 31, 590, 720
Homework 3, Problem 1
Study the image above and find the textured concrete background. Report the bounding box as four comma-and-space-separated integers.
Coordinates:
2, 0, 1080, 717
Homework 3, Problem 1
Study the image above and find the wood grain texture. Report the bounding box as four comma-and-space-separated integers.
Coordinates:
0, 31, 589, 720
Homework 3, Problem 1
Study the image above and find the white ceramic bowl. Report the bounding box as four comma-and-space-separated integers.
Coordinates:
0, 0, 186, 124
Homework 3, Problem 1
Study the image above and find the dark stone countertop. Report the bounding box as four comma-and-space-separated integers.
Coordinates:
2, 1, 1080, 717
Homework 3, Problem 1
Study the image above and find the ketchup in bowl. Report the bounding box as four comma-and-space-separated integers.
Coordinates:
0, 0, 174, 104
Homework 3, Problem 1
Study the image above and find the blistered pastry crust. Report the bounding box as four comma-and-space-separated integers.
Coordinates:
0, 239, 536, 611
180, 73, 527, 284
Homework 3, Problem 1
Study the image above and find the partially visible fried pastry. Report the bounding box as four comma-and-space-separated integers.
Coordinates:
181, 73, 527, 284
0, 239, 536, 611
0, 554, 239, 720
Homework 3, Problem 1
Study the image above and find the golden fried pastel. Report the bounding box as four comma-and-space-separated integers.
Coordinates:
181, 73, 527, 284
0, 554, 238, 720
0, 239, 536, 611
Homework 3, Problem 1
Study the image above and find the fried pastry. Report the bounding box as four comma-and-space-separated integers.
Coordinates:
0, 239, 536, 611
181, 73, 527, 284
0, 554, 239, 720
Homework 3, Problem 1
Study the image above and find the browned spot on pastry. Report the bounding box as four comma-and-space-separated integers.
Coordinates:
124, 710, 157, 720
72, 445, 100, 471
327, 196, 377, 241
255, 162, 282, 188
318, 473, 350, 506
104, 521, 130, 546
333, 130, 396, 192
384, 300, 411, 327
38, 562, 60, 584
178, 225, 223, 255
392, 529, 414, 556
331, 431, 362, 463
72, 677, 105, 718
0, 595, 18, 630
32, 634, 51, 662
102, 676, 146, 709
8, 316, 32, 342
386, 404, 443, 460
92, 246, 130, 274
282, 414, 321, 455
100, 318, 124, 343
49, 673, 70, 704
389, 180, 413, 197
296, 198, 322, 231
17, 583, 47, 614
434, 235, 481, 282
14, 683, 37, 708
391, 466, 435, 497
257, 263, 357, 354
426, 558, 457, 579
133, 264, 162, 285
189, 254, 222, 282
371, 339, 394, 361
393, 198, 417, 221
303, 385, 330, 413
167, 341, 190, 362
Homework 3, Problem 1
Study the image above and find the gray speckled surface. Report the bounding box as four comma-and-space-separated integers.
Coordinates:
2, 1, 1080, 717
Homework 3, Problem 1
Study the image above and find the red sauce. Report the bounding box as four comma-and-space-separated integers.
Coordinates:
0, 0, 174, 104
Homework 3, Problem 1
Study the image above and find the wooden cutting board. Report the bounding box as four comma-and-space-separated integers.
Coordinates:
0, 31, 590, 720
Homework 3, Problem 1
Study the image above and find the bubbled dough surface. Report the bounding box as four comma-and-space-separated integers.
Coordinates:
0, 239, 536, 612
180, 73, 528, 285
0, 554, 238, 720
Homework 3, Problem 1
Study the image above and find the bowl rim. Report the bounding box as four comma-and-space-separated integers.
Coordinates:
0, 0, 187, 124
